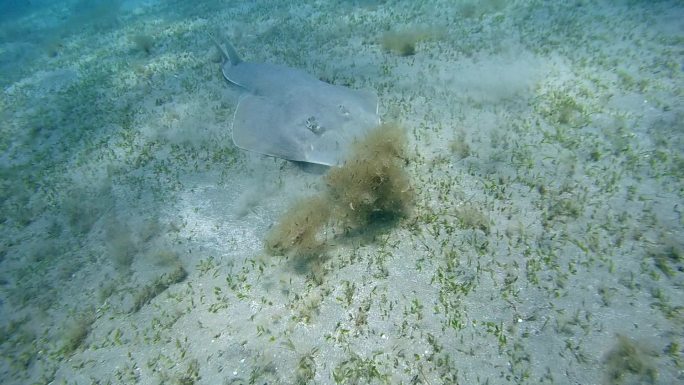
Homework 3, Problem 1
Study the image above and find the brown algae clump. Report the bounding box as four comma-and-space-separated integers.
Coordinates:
265, 123, 414, 260
603, 334, 658, 384
265, 196, 331, 258
381, 27, 443, 56
381, 30, 418, 56
326, 123, 413, 228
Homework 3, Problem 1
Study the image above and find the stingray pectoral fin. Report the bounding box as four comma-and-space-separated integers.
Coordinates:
231, 95, 309, 162
356, 89, 380, 116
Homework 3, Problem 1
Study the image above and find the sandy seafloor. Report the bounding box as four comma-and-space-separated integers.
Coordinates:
1, 0, 683, 384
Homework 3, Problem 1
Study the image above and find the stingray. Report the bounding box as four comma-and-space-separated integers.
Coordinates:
212, 37, 380, 166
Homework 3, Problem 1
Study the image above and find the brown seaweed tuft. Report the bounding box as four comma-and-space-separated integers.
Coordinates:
264, 123, 413, 267
264, 196, 331, 258
326, 122, 413, 228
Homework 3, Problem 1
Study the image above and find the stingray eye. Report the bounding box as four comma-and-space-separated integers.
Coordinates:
338, 104, 350, 116
305, 116, 325, 135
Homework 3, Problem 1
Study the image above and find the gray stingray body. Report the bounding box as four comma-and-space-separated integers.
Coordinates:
215, 39, 380, 166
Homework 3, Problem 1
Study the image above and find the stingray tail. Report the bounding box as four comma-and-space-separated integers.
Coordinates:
208, 33, 242, 66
